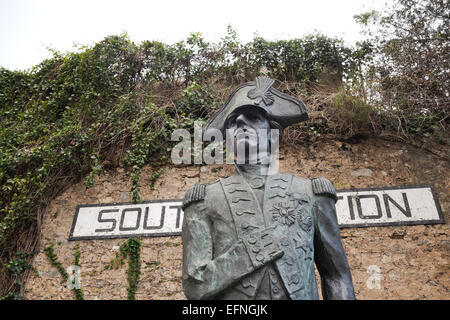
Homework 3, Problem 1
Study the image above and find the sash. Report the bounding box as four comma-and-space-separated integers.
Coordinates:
220, 174, 266, 297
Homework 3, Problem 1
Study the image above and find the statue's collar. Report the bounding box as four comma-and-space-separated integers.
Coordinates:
234, 166, 267, 189
234, 154, 279, 176
234, 161, 284, 189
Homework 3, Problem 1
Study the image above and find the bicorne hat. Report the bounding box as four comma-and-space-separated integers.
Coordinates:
203, 76, 309, 135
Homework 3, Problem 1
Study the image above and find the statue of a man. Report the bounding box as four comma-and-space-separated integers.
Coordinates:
181, 77, 355, 300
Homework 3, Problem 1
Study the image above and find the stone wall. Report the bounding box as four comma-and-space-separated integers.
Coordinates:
24, 137, 449, 299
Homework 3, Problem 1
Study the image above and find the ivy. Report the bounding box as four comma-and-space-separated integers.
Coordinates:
43, 243, 84, 300
121, 239, 142, 300
150, 169, 163, 191
104, 239, 142, 300
0, 252, 35, 299
103, 239, 142, 299
72, 245, 84, 300
43, 244, 68, 282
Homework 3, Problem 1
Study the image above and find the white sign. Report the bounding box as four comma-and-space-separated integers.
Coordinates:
69, 185, 444, 240
335, 185, 443, 228
69, 200, 183, 240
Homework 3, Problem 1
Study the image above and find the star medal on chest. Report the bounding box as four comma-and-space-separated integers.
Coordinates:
270, 201, 297, 226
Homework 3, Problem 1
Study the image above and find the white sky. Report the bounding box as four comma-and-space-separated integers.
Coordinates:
0, 0, 389, 71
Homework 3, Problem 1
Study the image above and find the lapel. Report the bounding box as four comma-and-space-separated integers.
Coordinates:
220, 174, 265, 236
219, 174, 267, 298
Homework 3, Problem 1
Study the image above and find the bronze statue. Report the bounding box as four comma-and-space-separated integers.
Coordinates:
181, 77, 355, 300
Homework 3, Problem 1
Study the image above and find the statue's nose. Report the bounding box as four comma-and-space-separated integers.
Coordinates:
236, 114, 249, 128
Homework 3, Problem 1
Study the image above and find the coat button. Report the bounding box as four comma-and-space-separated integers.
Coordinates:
249, 176, 264, 188
248, 236, 257, 245
252, 246, 261, 253
256, 254, 265, 262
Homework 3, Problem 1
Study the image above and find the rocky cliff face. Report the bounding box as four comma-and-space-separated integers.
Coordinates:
24, 137, 449, 299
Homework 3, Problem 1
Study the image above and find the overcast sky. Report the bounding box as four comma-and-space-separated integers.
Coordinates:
0, 0, 389, 71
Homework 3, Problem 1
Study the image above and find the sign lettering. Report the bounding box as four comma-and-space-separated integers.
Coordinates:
69, 185, 444, 240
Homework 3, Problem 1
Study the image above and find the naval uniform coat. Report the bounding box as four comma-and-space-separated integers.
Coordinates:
181, 172, 355, 300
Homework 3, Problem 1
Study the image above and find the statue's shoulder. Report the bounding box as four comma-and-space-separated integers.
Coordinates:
310, 177, 337, 202
182, 179, 222, 210
182, 183, 206, 210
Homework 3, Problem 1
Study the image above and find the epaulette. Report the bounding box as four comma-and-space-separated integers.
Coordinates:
182, 184, 206, 209
311, 177, 338, 202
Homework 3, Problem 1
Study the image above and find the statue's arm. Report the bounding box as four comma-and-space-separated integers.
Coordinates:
182, 200, 281, 299
313, 195, 356, 300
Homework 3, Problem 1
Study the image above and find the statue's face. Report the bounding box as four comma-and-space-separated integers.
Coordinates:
224, 108, 271, 163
